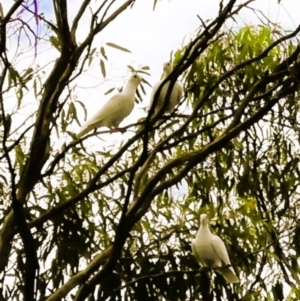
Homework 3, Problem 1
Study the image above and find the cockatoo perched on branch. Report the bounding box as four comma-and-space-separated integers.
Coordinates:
149, 62, 183, 116
78, 74, 142, 137
191, 214, 239, 283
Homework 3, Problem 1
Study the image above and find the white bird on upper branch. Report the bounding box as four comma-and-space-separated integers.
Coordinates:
191, 213, 239, 283
149, 62, 183, 117
78, 74, 142, 137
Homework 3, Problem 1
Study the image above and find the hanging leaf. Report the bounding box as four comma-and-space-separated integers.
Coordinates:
33, 79, 38, 98
88, 48, 97, 66
100, 47, 108, 60
49, 36, 61, 51
104, 87, 115, 95
8, 67, 18, 89
106, 42, 131, 53
139, 82, 146, 95
127, 65, 135, 72
99, 59, 106, 78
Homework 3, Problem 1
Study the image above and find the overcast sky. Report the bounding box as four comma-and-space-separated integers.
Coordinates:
71, 0, 300, 138
4, 0, 300, 140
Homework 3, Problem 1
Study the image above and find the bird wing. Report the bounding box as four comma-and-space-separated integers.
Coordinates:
210, 234, 231, 266
78, 93, 130, 137
149, 81, 163, 109
211, 234, 239, 283
168, 81, 183, 111
86, 93, 126, 126
191, 239, 197, 256
175, 82, 183, 102
191, 239, 202, 264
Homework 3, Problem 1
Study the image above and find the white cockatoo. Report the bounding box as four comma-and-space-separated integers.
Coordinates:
191, 214, 239, 283
149, 62, 183, 116
78, 74, 142, 137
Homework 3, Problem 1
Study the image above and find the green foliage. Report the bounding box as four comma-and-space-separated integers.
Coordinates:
0, 1, 300, 301
106, 42, 132, 53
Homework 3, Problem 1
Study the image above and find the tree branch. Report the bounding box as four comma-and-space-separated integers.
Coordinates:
0, 56, 38, 301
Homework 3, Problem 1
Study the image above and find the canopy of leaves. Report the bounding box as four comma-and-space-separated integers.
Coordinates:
0, 1, 299, 301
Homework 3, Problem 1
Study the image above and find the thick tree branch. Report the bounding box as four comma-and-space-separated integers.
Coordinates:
2, 0, 24, 23
72, 74, 297, 301
21, 2, 300, 296
102, 269, 201, 300
70, 0, 91, 40
1, 1, 298, 299
0, 0, 139, 278
72, 2, 274, 299
0, 57, 38, 301
53, 0, 73, 49
106, 1, 241, 282
45, 247, 112, 301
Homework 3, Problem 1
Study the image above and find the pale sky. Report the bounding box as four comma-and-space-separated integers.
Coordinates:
3, 0, 300, 142
70, 0, 300, 142
2, 2, 299, 296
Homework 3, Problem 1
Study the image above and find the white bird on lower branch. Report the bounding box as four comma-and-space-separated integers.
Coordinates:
191, 213, 239, 283
149, 62, 183, 116
77, 74, 142, 137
